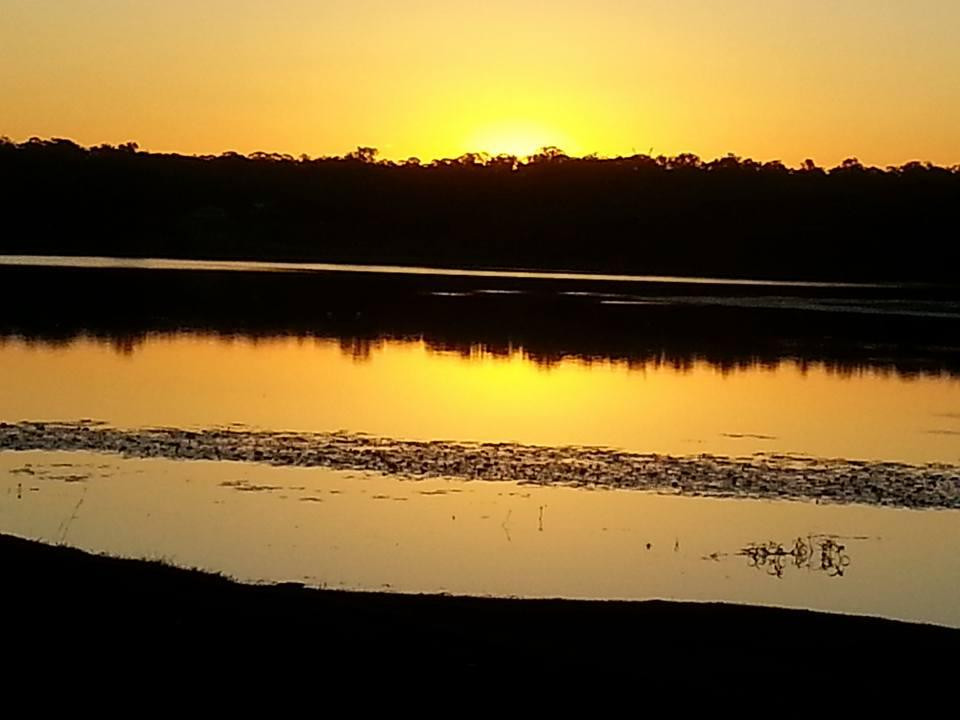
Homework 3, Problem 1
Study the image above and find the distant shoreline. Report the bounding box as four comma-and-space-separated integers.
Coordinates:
3, 138, 959, 285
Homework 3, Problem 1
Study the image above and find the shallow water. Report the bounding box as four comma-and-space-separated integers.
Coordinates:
1, 259, 959, 627
3, 450, 960, 628
3, 421, 959, 509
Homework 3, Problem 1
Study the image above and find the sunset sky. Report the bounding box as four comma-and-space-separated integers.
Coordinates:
2, 0, 958, 165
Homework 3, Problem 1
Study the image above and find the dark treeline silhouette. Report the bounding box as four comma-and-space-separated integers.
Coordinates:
2, 265, 957, 377
1, 137, 958, 282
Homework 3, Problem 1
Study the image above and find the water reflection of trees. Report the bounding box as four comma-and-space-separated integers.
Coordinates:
3, 326, 959, 379
1, 263, 958, 377
737, 536, 852, 578
338, 337, 386, 362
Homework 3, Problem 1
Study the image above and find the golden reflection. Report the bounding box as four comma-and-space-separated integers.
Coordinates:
3, 452, 960, 627
2, 335, 960, 463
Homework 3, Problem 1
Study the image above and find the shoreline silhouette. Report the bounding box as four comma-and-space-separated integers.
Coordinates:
3, 532, 955, 671
2, 137, 958, 283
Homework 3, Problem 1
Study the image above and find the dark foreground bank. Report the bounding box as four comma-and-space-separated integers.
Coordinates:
2, 533, 956, 671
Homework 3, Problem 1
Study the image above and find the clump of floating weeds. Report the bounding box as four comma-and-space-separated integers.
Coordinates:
736, 535, 852, 578
3, 420, 960, 510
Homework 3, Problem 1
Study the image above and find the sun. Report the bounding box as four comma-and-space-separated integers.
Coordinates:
468, 121, 573, 158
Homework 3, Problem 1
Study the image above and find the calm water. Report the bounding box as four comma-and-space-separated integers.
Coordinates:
1, 258, 959, 627
2, 334, 960, 463
0, 254, 887, 288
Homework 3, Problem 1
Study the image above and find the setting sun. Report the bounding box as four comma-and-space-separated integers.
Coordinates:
4, 1, 958, 165
3, 0, 960, 671
468, 121, 574, 159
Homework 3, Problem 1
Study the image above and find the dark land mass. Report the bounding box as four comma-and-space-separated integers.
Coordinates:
2, 137, 959, 283
2, 263, 959, 377
2, 532, 956, 673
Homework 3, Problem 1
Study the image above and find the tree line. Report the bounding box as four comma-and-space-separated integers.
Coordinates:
1, 136, 957, 282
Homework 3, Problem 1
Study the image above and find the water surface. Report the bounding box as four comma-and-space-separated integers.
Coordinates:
1, 258, 959, 628
0, 254, 889, 288
3, 451, 959, 627
2, 335, 959, 463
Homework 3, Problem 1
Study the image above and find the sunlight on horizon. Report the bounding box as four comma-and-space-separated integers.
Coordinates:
466, 121, 576, 159
2, 1, 959, 165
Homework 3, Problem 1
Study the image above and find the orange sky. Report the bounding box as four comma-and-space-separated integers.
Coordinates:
2, 1, 959, 165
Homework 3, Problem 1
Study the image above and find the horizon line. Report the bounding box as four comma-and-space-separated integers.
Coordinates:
4, 136, 958, 172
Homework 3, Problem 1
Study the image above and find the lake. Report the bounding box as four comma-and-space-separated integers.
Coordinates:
1, 256, 959, 627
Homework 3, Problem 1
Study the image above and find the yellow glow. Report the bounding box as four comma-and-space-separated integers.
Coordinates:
1, 2, 959, 165
468, 121, 572, 158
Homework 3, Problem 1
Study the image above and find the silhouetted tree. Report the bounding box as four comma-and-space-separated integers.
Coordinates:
346, 146, 378, 163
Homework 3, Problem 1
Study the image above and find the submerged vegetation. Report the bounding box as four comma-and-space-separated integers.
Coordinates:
1, 137, 958, 282
730, 536, 853, 579
4, 421, 959, 510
